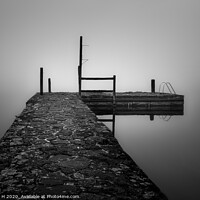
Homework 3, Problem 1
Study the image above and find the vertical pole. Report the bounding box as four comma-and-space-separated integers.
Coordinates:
78, 65, 82, 96
48, 78, 51, 93
79, 36, 83, 67
151, 79, 155, 93
40, 67, 43, 95
112, 110, 116, 136
79, 36, 83, 96
112, 75, 116, 136
150, 114, 154, 121
113, 75, 116, 106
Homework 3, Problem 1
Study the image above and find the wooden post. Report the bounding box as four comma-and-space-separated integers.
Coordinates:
78, 36, 83, 96
112, 75, 116, 136
48, 78, 51, 93
40, 67, 43, 95
151, 79, 155, 93
78, 65, 82, 96
79, 36, 83, 67
113, 75, 116, 106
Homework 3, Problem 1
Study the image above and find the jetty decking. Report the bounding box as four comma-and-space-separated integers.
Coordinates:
82, 91, 184, 115
0, 93, 167, 199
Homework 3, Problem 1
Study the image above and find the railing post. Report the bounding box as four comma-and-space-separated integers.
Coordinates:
78, 36, 83, 96
112, 74, 116, 135
48, 78, 51, 93
79, 36, 83, 67
151, 79, 155, 93
78, 65, 82, 96
40, 67, 43, 95
113, 75, 116, 105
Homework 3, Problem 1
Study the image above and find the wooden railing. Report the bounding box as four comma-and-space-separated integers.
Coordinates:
78, 66, 116, 106
78, 66, 116, 135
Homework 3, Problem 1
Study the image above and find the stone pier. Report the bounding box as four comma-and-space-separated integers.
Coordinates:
0, 93, 167, 200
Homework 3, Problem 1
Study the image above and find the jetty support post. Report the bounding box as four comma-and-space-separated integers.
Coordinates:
48, 78, 51, 93
151, 79, 155, 93
112, 73, 116, 135
40, 67, 43, 95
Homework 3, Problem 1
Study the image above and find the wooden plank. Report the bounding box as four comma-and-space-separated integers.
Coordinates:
91, 109, 184, 116
82, 98, 184, 103
81, 77, 114, 80
82, 96, 184, 102
81, 90, 113, 93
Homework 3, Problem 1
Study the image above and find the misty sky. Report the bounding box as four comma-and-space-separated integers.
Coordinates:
1, 2, 200, 199
0, 0, 200, 135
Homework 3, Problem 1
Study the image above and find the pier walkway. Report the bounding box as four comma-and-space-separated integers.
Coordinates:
0, 93, 167, 200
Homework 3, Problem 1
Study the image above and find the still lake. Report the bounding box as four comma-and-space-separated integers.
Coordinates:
1, 90, 199, 200
100, 94, 200, 200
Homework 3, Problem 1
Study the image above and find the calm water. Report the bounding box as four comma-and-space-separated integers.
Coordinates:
1, 91, 199, 200
101, 95, 200, 200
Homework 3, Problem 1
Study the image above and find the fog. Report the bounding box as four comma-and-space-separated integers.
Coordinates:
0, 0, 199, 138
0, 0, 198, 136
0, 0, 200, 168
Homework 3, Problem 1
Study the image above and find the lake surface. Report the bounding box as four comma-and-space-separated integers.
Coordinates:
100, 96, 200, 200
1, 90, 199, 200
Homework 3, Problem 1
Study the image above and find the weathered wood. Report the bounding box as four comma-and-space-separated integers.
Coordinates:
81, 90, 114, 93
40, 67, 43, 95
91, 109, 184, 116
113, 75, 116, 105
79, 36, 83, 68
78, 36, 83, 96
151, 79, 155, 93
81, 91, 184, 117
81, 92, 184, 102
48, 78, 51, 93
81, 77, 114, 80
78, 65, 81, 96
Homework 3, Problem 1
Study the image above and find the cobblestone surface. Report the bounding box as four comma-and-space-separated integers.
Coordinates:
0, 93, 167, 199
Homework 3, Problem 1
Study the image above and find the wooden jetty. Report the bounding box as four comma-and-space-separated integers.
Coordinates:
0, 93, 168, 199
77, 36, 184, 117
81, 91, 184, 116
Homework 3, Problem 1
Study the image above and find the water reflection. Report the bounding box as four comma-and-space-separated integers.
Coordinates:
97, 112, 116, 134
90, 100, 188, 200
97, 107, 116, 135
113, 114, 200, 200
94, 105, 183, 136
96, 110, 200, 200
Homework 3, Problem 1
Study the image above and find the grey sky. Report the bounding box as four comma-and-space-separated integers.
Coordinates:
1, 2, 200, 199
0, 0, 200, 134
